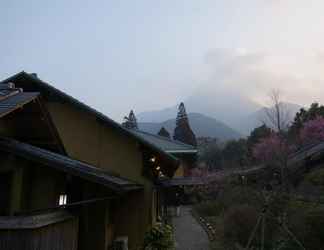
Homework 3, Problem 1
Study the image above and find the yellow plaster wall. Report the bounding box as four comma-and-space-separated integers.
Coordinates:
174, 164, 184, 177
46, 102, 154, 249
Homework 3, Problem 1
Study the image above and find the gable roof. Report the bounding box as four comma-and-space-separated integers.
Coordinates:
0, 83, 39, 118
0, 137, 142, 192
131, 129, 197, 154
1, 71, 179, 168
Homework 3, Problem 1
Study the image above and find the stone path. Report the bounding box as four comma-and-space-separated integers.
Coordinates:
172, 206, 210, 250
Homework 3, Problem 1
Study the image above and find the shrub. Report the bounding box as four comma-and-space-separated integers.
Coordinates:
304, 168, 324, 186
142, 223, 174, 250
224, 204, 258, 247
194, 201, 224, 217
285, 202, 324, 250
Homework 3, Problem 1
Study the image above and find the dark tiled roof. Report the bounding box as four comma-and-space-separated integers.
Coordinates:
0, 91, 39, 118
0, 137, 142, 192
1, 72, 179, 166
131, 130, 197, 154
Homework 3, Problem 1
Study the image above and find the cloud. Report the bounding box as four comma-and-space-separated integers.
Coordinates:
198, 48, 324, 108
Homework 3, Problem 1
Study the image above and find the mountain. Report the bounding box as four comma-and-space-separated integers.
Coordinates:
138, 88, 262, 124
237, 102, 303, 135
138, 112, 241, 141
138, 99, 302, 136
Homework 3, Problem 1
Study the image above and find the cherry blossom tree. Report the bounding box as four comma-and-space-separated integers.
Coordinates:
300, 116, 324, 145
252, 133, 294, 190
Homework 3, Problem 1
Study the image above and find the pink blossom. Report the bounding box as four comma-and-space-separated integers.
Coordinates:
300, 116, 324, 145
252, 133, 290, 163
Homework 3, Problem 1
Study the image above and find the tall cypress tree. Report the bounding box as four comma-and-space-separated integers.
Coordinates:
158, 127, 170, 138
173, 103, 197, 146
122, 110, 138, 129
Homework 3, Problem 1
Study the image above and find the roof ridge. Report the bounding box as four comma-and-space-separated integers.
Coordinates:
132, 129, 196, 149
1, 71, 180, 166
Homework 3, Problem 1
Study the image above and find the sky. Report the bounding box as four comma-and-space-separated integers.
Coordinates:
1, 0, 324, 121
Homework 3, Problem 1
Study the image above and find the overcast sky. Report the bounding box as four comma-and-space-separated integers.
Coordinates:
1, 0, 324, 121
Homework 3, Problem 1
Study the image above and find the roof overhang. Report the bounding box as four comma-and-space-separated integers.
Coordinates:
166, 149, 198, 154
0, 137, 143, 193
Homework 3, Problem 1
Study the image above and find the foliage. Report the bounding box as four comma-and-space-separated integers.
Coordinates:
198, 125, 273, 170
252, 132, 292, 165
300, 116, 324, 145
222, 139, 248, 168
289, 102, 324, 143
157, 127, 170, 138
248, 124, 273, 147
223, 204, 258, 248
283, 201, 324, 250
194, 201, 224, 217
122, 110, 138, 129
247, 124, 273, 164
198, 142, 223, 170
304, 168, 324, 186
142, 223, 175, 250
173, 102, 197, 146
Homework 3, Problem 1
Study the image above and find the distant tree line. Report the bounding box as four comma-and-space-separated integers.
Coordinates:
199, 102, 324, 171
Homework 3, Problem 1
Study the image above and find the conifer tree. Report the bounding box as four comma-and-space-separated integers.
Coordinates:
158, 127, 170, 138
122, 110, 138, 129
173, 102, 197, 146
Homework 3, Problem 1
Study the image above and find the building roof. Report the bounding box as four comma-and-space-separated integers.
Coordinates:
131, 130, 197, 154
1, 72, 180, 169
0, 84, 39, 118
0, 137, 143, 192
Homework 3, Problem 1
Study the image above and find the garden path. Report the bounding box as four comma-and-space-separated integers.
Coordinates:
172, 206, 210, 250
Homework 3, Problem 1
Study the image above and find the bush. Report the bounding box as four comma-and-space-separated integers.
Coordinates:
194, 201, 224, 217
285, 201, 324, 250
142, 223, 174, 250
304, 168, 324, 186
224, 204, 258, 248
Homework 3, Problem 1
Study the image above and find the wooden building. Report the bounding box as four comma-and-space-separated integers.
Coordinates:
0, 72, 197, 250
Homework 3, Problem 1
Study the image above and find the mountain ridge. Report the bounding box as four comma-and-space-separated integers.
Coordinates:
138, 112, 242, 141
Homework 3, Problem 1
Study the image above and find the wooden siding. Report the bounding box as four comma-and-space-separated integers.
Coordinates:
0, 214, 78, 250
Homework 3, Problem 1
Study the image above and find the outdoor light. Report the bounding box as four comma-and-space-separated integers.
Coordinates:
150, 157, 156, 163
156, 166, 160, 170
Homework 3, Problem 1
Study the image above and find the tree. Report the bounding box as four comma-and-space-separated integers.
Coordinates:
122, 110, 138, 129
252, 132, 294, 189
289, 103, 324, 142
199, 142, 223, 171
158, 127, 170, 138
300, 116, 324, 145
247, 124, 273, 164
222, 139, 248, 168
247, 124, 272, 147
264, 89, 290, 133
173, 102, 197, 146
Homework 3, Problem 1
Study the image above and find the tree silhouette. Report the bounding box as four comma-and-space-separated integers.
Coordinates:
173, 102, 197, 146
158, 127, 170, 138
122, 110, 138, 129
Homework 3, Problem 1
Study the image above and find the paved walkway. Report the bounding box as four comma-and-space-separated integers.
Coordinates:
172, 206, 210, 250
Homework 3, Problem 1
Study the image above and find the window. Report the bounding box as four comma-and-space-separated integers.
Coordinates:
58, 194, 67, 206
